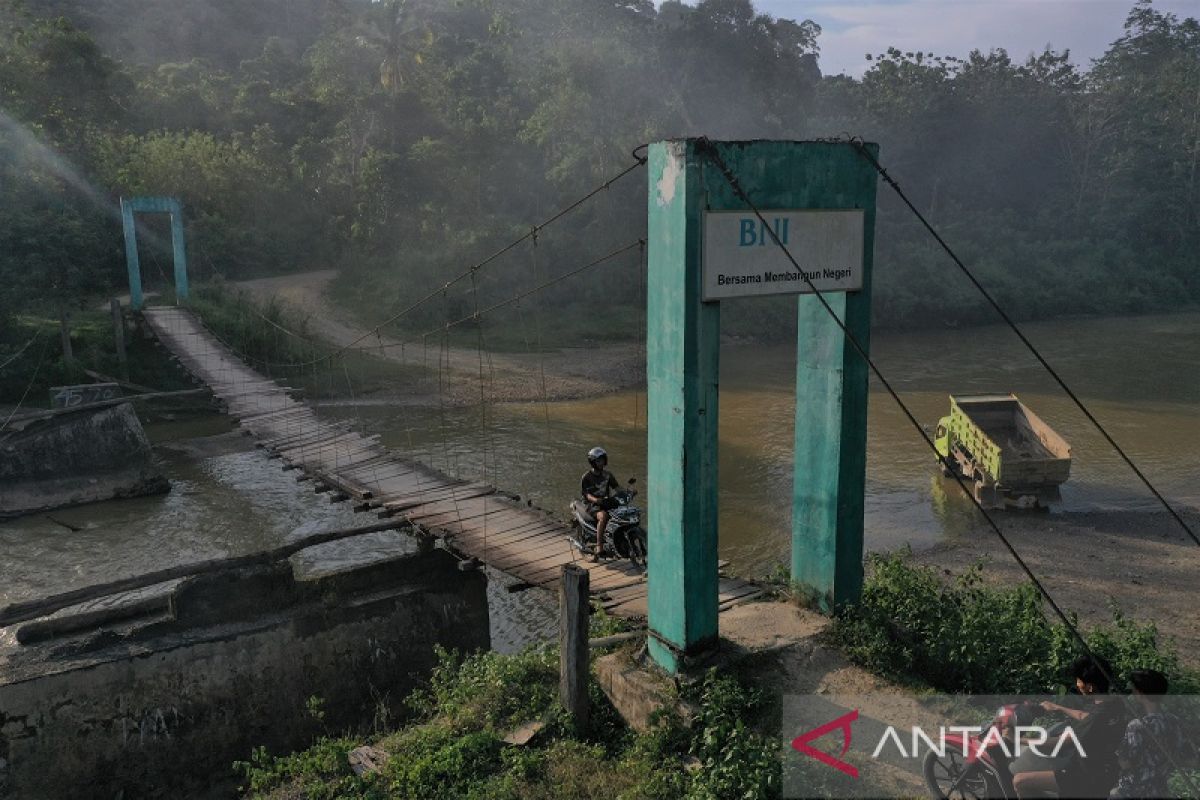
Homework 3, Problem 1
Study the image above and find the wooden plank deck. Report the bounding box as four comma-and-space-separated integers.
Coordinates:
142, 307, 761, 620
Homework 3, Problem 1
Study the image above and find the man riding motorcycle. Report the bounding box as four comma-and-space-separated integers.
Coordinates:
581, 446, 619, 561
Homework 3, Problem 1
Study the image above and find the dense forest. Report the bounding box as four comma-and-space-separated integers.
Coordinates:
1, 0, 1198, 344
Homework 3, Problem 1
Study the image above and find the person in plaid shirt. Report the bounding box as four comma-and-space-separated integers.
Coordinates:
1111, 669, 1193, 798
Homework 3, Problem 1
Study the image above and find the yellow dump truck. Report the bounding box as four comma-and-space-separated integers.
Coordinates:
934, 394, 1071, 509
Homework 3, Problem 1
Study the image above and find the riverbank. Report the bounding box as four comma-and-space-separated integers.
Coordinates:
234, 550, 1200, 800
234, 602, 917, 800
0, 305, 195, 407
0, 532, 490, 798
911, 508, 1200, 660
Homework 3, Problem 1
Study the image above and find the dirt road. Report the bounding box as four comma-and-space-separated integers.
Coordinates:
235, 270, 642, 404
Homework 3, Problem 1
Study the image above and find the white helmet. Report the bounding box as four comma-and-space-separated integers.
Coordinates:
587, 446, 607, 467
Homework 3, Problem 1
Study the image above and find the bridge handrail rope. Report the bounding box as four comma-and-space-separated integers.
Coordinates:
418, 240, 645, 340
520, 232, 555, 470
0, 334, 50, 434
170, 258, 624, 524
510, 238, 571, 566
434, 292, 471, 545
634, 240, 648, 433
339, 347, 380, 494
247, 299, 332, 352
468, 261, 492, 556
847, 137, 1200, 551
195, 237, 645, 382
375, 154, 648, 320
215, 154, 649, 371
0, 332, 41, 372
699, 140, 1199, 793
412, 238, 643, 552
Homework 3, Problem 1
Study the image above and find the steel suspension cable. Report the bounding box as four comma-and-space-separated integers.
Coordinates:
847, 138, 1200, 549
528, 232, 555, 459
417, 240, 644, 340
698, 139, 1081, 638
0, 334, 51, 433
227, 154, 648, 371
700, 140, 1199, 794
199, 237, 644, 401
0, 332, 41, 372
246, 299, 334, 355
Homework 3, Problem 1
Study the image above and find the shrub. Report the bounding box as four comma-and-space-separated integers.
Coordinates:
234, 738, 366, 799
236, 642, 816, 800
407, 645, 559, 733
385, 730, 505, 799
187, 281, 319, 368
683, 671, 781, 800
832, 551, 1200, 695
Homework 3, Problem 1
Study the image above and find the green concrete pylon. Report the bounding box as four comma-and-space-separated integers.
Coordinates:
789, 143, 878, 613
645, 139, 878, 672
646, 140, 721, 673
120, 196, 190, 310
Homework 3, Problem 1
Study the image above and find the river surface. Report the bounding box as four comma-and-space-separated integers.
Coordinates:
3, 311, 1197, 644
320, 311, 1200, 573
0, 418, 557, 652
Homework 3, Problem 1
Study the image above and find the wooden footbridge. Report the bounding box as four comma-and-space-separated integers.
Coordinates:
141, 306, 764, 619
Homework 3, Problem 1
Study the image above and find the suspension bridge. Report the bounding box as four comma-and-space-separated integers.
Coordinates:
140, 305, 765, 619
6, 137, 1197, 684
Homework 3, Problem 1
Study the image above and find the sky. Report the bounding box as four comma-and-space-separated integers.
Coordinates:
742, 0, 1200, 75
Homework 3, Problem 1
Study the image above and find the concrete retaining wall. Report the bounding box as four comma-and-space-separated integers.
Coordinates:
0, 403, 169, 518
0, 547, 489, 799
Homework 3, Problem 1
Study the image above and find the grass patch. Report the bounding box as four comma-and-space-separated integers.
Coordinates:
239, 547, 1200, 800
233, 634, 866, 800
0, 307, 193, 406
831, 550, 1200, 695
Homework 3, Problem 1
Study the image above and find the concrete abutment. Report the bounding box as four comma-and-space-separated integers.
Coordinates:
0, 547, 489, 798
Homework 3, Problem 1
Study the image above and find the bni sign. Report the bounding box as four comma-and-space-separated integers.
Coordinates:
702, 209, 864, 301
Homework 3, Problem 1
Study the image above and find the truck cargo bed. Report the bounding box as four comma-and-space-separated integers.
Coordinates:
960, 397, 1064, 462
941, 394, 1072, 499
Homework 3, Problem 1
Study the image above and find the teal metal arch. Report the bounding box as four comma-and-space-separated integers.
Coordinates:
120, 196, 189, 311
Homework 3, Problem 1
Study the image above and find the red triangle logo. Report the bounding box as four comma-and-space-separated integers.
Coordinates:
791, 708, 860, 778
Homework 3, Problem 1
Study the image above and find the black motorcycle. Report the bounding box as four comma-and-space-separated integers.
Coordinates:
569, 478, 647, 566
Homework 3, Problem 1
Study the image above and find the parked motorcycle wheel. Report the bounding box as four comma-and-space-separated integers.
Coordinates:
628, 526, 647, 567
922, 750, 990, 799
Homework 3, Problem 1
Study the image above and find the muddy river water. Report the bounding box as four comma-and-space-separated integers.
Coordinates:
320, 311, 1200, 569
3, 311, 1197, 646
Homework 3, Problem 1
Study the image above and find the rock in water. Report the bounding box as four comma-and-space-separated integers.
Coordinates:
0, 402, 169, 518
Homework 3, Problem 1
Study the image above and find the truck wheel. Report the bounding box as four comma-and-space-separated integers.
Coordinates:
1013, 494, 1045, 511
